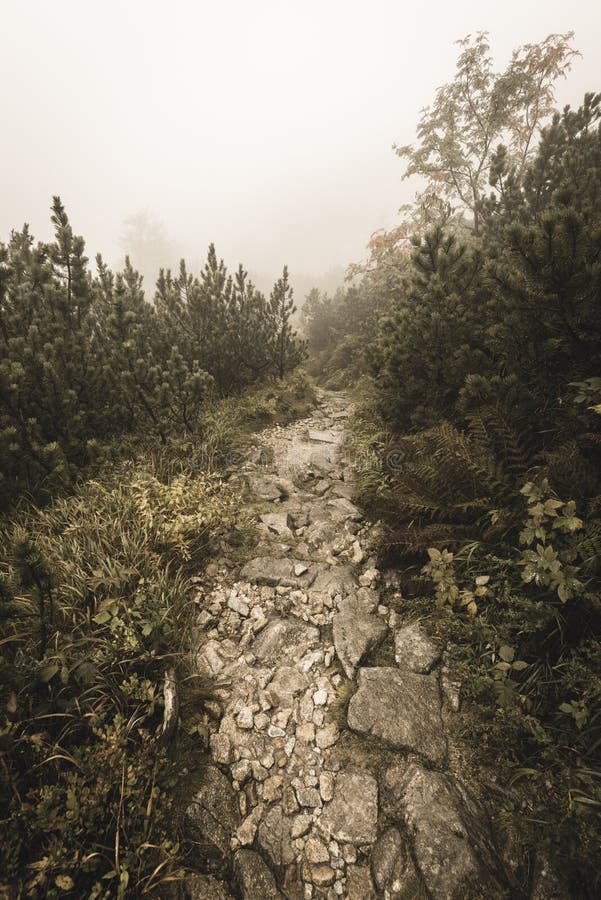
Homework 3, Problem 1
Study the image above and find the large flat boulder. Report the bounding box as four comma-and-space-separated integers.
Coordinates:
318, 771, 378, 844
333, 592, 387, 679
347, 667, 447, 765
388, 763, 509, 899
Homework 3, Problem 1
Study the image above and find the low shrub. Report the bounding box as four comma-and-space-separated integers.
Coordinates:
0, 462, 242, 896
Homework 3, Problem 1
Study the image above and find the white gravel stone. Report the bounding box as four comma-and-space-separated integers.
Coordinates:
291, 813, 313, 839
254, 712, 270, 730
316, 723, 339, 749
267, 724, 286, 738
228, 594, 250, 617
236, 706, 254, 729
306, 836, 329, 863
320, 772, 336, 802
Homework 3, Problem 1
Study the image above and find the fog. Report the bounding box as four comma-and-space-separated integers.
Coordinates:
2, 0, 599, 297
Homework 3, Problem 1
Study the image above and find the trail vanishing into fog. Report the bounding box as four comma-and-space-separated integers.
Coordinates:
182, 390, 529, 900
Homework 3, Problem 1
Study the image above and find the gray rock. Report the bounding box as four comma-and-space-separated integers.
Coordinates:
228, 594, 250, 617
315, 723, 339, 748
257, 805, 295, 867
209, 732, 232, 764
309, 429, 338, 443
234, 848, 284, 899
371, 826, 421, 899
196, 639, 225, 676
240, 557, 299, 587
394, 621, 442, 673
319, 771, 378, 844
307, 453, 337, 475
291, 813, 312, 838
378, 761, 411, 820
319, 771, 335, 801
329, 480, 355, 499
333, 592, 387, 679
236, 706, 254, 729
266, 666, 309, 705
289, 508, 310, 529
267, 724, 286, 738
347, 667, 447, 765
346, 865, 376, 899
251, 617, 320, 665
295, 785, 322, 807
390, 763, 508, 899
305, 835, 329, 863
441, 666, 462, 711
184, 874, 234, 899
184, 766, 240, 857
303, 521, 339, 549
313, 478, 332, 496
261, 512, 293, 537
236, 802, 264, 846
240, 556, 317, 588
311, 565, 356, 597
327, 497, 362, 520
248, 475, 286, 502
307, 864, 336, 887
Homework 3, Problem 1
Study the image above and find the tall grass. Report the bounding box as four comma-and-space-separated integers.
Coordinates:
0, 372, 316, 897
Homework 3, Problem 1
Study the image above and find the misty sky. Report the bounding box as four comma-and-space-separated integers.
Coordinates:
2, 0, 600, 294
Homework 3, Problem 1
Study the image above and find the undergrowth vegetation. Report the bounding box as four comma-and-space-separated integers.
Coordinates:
0, 373, 314, 896
300, 34, 601, 897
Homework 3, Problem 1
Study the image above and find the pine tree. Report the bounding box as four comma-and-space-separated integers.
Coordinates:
372, 227, 490, 428
483, 92, 601, 397
268, 266, 306, 379
0, 201, 307, 506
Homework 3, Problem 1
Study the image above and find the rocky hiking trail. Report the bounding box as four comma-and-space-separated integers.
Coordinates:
181, 390, 560, 900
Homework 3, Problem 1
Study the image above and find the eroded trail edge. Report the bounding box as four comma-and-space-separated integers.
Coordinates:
182, 390, 547, 900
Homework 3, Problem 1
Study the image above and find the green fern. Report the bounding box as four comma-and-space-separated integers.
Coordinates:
571, 519, 601, 575
537, 441, 601, 502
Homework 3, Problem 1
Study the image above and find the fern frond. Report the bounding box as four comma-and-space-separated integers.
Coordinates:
572, 519, 601, 575
536, 441, 601, 501
386, 521, 473, 555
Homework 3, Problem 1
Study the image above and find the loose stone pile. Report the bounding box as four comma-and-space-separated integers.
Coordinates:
180, 391, 566, 900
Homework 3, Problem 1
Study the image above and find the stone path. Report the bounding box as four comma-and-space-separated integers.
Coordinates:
181, 390, 563, 900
